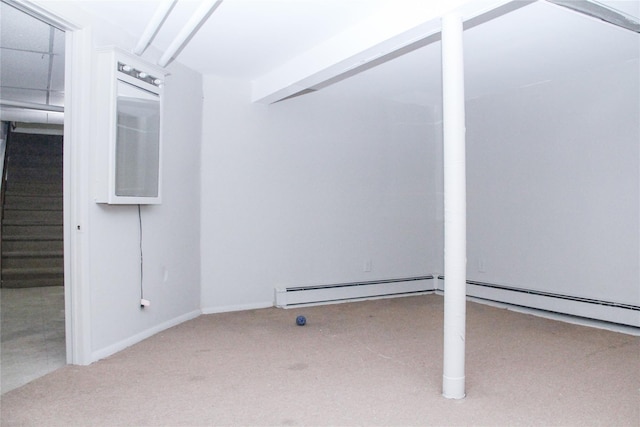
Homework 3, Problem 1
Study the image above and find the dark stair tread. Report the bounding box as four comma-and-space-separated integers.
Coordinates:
4, 189, 62, 196
3, 250, 64, 258
2, 267, 64, 276
2, 235, 63, 241
3, 208, 63, 212
1, 278, 64, 288
2, 219, 64, 225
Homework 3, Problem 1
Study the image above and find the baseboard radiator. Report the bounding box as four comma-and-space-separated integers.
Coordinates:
275, 275, 436, 308
437, 276, 640, 328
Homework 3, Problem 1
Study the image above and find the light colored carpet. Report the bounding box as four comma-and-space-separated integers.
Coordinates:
1, 294, 638, 426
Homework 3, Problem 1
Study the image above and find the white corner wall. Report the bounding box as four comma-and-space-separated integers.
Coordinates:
465, 58, 640, 325
200, 76, 441, 312
30, 1, 204, 362
88, 60, 203, 359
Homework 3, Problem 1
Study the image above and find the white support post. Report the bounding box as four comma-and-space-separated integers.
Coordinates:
441, 13, 467, 399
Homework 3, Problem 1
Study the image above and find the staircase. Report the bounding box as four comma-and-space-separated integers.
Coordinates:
1, 132, 63, 288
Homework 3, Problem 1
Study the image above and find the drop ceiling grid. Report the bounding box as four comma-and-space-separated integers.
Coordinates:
0, 1, 65, 107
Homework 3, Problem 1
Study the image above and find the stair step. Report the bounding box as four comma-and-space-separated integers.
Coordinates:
3, 250, 63, 258
2, 225, 63, 239
1, 277, 64, 288
2, 239, 63, 252
7, 134, 62, 155
2, 266, 64, 278
2, 195, 63, 210
7, 144, 62, 156
6, 169, 63, 182
2, 219, 63, 226
2, 235, 63, 243
2, 209, 63, 223
4, 184, 62, 196
2, 256, 63, 269
2, 235, 63, 242
7, 154, 62, 166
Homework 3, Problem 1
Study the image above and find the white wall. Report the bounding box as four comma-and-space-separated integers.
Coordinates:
88, 60, 203, 357
200, 76, 441, 312
30, 1, 203, 362
465, 59, 639, 313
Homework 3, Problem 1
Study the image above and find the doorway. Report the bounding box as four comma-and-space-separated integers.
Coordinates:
0, 1, 66, 393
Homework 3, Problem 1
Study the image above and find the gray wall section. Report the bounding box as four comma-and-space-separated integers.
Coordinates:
89, 61, 203, 354
200, 76, 440, 311
465, 58, 639, 307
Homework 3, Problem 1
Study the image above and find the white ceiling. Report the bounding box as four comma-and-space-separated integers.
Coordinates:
0, 0, 638, 112
337, 0, 640, 107
0, 1, 65, 108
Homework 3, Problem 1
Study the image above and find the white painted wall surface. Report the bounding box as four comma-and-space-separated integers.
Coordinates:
200, 76, 440, 312
465, 58, 640, 308
30, 1, 203, 362
87, 60, 202, 358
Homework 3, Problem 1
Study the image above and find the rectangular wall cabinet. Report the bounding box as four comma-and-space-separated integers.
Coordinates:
94, 48, 165, 204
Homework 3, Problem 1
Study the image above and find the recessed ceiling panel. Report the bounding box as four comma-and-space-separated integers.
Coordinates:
52, 26, 65, 55
0, 50, 51, 90
0, 87, 47, 105
0, 2, 52, 52
50, 54, 65, 92
48, 91, 65, 107
315, 0, 639, 107
463, 1, 639, 101
175, 0, 386, 78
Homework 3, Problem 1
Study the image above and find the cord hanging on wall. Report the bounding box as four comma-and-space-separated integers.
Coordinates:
138, 204, 150, 308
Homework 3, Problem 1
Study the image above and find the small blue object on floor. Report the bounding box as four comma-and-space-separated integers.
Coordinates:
296, 315, 306, 326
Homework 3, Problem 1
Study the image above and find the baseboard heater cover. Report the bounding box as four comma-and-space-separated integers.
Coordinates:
275, 276, 435, 308
438, 276, 640, 327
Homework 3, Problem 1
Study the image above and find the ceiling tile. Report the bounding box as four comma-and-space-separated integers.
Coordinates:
0, 87, 47, 105
48, 91, 65, 107
52, 27, 65, 55
0, 50, 50, 90
50, 54, 65, 92
0, 2, 52, 52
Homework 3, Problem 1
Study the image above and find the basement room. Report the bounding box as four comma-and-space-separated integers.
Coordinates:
1, 0, 638, 425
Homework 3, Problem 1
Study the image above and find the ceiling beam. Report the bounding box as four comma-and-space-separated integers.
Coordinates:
546, 0, 640, 33
158, 0, 223, 68
251, 0, 530, 104
133, 0, 178, 56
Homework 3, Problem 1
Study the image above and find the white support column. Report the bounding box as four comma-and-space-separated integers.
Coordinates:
441, 13, 467, 399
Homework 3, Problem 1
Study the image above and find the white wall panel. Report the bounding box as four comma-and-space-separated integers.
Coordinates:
466, 59, 640, 312
200, 76, 440, 311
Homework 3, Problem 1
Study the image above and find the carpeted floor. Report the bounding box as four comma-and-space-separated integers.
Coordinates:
1, 294, 638, 426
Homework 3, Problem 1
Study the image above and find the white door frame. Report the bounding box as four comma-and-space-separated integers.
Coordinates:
7, 0, 93, 365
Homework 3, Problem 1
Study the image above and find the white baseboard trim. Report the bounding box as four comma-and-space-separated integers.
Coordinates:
275, 276, 436, 308
439, 276, 640, 328
90, 309, 201, 363
201, 301, 273, 315
468, 296, 640, 336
